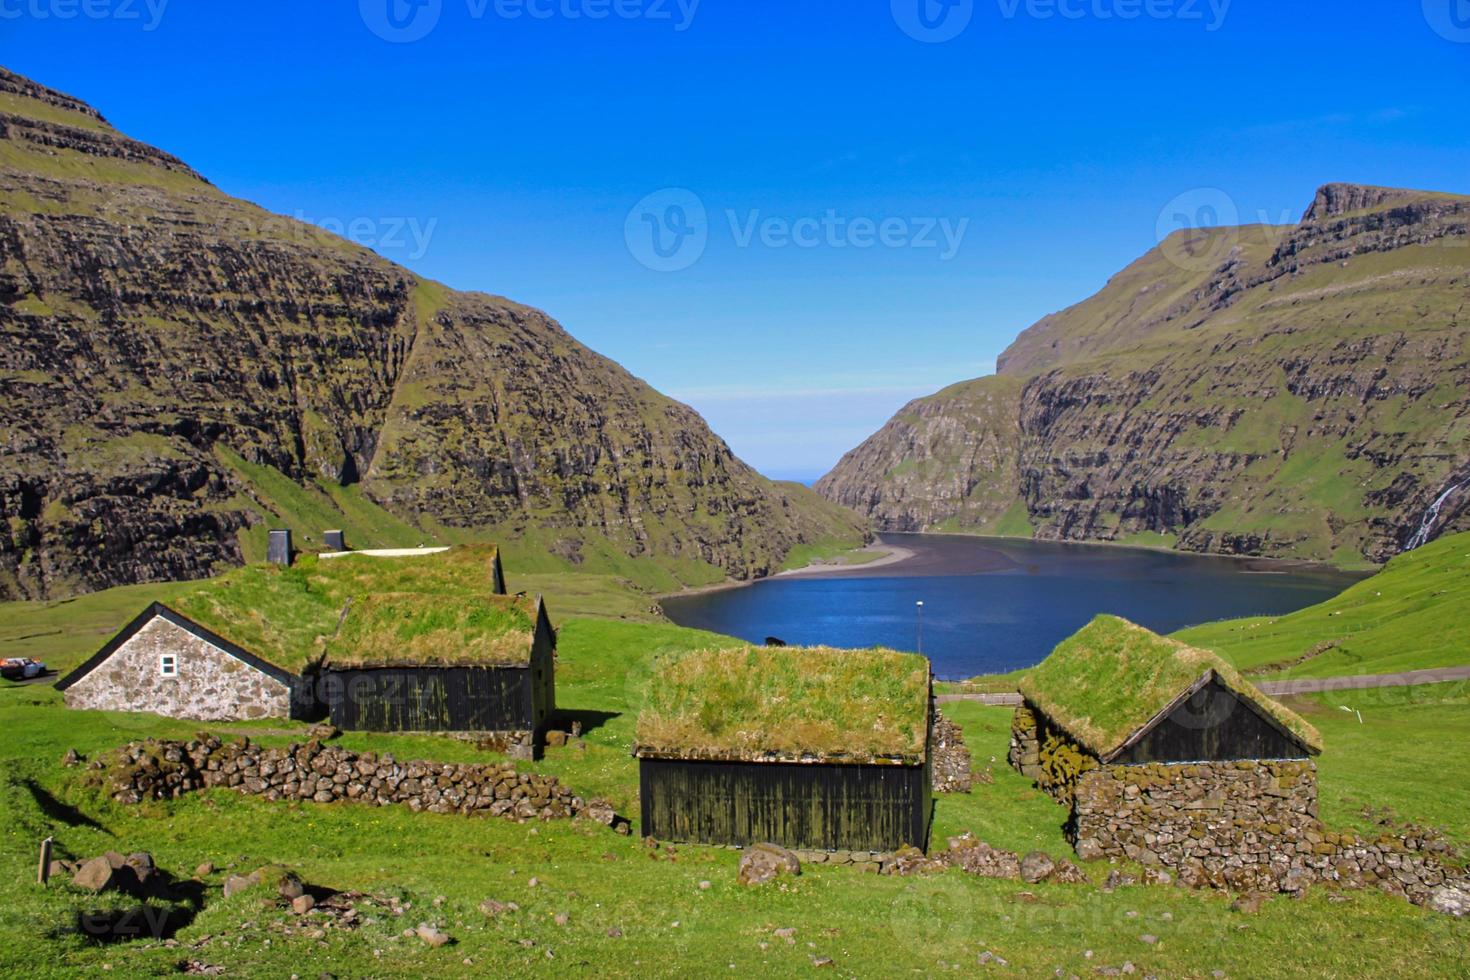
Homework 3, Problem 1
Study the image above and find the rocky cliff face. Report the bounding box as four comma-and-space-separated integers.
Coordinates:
0, 68, 864, 600
819, 184, 1470, 564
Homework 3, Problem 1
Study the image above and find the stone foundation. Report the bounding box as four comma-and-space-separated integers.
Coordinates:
1007, 704, 1470, 906
1071, 760, 1468, 904
931, 710, 973, 793
92, 735, 624, 829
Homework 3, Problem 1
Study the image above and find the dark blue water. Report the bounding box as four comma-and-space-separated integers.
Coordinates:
661, 534, 1365, 680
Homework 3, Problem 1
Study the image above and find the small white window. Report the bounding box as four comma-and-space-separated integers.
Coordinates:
159, 654, 178, 677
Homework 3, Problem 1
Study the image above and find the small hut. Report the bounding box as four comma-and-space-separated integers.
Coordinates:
55, 603, 316, 722
321, 593, 555, 757
56, 544, 513, 726
1009, 615, 1323, 867
635, 646, 934, 853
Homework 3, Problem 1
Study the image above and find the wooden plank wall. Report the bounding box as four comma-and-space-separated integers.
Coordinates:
640, 758, 932, 852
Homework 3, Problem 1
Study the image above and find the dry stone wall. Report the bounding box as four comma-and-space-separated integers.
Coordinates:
64, 618, 290, 721
931, 710, 973, 793
1075, 760, 1469, 905
94, 735, 626, 830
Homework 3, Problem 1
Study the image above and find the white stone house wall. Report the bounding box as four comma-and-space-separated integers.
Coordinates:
64, 617, 291, 721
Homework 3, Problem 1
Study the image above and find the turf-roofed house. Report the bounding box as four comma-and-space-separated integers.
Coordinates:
320, 590, 555, 757
1009, 615, 1324, 873
56, 544, 537, 734
635, 646, 935, 854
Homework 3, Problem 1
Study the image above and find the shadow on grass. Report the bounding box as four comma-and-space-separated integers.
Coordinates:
24, 778, 109, 833
553, 709, 620, 736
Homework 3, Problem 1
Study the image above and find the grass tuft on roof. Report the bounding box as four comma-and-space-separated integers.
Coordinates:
324, 593, 536, 669
1018, 615, 1322, 758
635, 646, 931, 764
167, 545, 505, 673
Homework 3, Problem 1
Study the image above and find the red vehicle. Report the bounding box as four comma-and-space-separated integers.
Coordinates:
1, 658, 48, 681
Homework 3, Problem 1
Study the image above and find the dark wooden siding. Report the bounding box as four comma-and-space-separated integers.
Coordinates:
324, 666, 539, 733
1112, 679, 1311, 764
639, 758, 932, 852
528, 603, 556, 733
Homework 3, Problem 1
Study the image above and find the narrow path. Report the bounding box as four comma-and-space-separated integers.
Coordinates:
937, 665, 1470, 706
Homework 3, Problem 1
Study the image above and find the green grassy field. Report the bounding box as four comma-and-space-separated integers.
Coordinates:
2, 611, 1468, 977
1177, 532, 1470, 678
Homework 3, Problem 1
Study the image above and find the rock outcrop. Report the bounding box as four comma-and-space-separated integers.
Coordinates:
0, 68, 865, 599
819, 184, 1470, 564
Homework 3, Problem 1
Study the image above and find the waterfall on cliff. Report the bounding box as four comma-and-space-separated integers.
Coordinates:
1405, 479, 1468, 551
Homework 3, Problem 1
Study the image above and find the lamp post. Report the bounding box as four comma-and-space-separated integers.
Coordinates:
916, 600, 924, 656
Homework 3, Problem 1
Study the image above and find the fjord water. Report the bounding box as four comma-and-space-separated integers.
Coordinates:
661, 534, 1365, 680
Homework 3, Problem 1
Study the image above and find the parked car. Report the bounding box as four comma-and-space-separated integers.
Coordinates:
1, 658, 47, 681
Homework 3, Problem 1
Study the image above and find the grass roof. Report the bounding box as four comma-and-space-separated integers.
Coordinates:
167, 545, 505, 673
635, 646, 931, 764
324, 593, 537, 669
1018, 615, 1322, 759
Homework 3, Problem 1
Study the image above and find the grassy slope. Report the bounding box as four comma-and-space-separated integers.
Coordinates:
1, 617, 1467, 977
1176, 531, 1470, 678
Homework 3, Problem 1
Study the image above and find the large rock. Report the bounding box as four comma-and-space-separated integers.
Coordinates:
1020, 851, 1056, 884
1430, 886, 1470, 917
73, 857, 115, 893
737, 843, 802, 886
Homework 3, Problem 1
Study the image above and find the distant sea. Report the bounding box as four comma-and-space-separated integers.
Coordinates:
662, 533, 1366, 680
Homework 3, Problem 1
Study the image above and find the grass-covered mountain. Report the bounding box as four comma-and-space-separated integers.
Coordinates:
0, 68, 865, 600
818, 183, 1470, 566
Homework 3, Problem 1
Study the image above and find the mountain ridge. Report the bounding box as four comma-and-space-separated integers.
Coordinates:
818, 182, 1470, 565
0, 67, 866, 600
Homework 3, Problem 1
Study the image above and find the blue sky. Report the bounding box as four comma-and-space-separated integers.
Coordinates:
4, 1, 1468, 481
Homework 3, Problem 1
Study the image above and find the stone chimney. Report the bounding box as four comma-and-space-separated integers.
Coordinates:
268, 529, 293, 567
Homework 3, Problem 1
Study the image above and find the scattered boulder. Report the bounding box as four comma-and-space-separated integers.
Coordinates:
1051, 860, 1088, 885
62, 748, 83, 768
737, 843, 801, 886
307, 724, 340, 741
1230, 892, 1270, 915
943, 835, 1021, 879
546, 731, 568, 748
222, 873, 260, 898
73, 856, 115, 893
195, 863, 215, 878
291, 894, 316, 915
1430, 886, 1469, 917
887, 845, 943, 877
1020, 851, 1056, 884
416, 923, 453, 948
